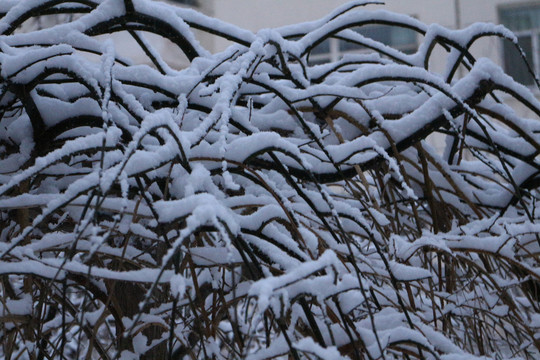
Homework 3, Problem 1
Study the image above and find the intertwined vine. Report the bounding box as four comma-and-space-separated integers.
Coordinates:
1, 0, 540, 359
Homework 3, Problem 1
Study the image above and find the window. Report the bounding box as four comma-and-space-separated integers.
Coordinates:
308, 25, 417, 64
169, 0, 198, 5
500, 5, 540, 86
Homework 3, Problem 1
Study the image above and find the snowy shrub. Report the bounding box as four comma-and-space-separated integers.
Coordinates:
1, 0, 540, 359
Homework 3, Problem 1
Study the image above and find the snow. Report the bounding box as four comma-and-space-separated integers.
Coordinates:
293, 338, 349, 360
1, 0, 540, 359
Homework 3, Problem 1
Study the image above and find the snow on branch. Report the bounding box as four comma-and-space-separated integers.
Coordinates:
0, 0, 539, 359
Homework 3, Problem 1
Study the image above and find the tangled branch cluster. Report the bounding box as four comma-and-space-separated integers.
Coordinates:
1, 0, 540, 359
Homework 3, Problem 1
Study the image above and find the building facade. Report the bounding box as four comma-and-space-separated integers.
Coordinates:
163, 0, 540, 154
162, 0, 540, 90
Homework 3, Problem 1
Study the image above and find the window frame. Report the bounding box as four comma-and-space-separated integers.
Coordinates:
499, 3, 540, 86
307, 23, 418, 65
167, 0, 198, 6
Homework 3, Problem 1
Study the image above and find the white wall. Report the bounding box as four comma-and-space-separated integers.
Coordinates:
210, 0, 458, 53
206, 0, 529, 68
202, 0, 539, 153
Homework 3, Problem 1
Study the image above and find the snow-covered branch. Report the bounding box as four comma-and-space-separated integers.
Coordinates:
0, 0, 539, 359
